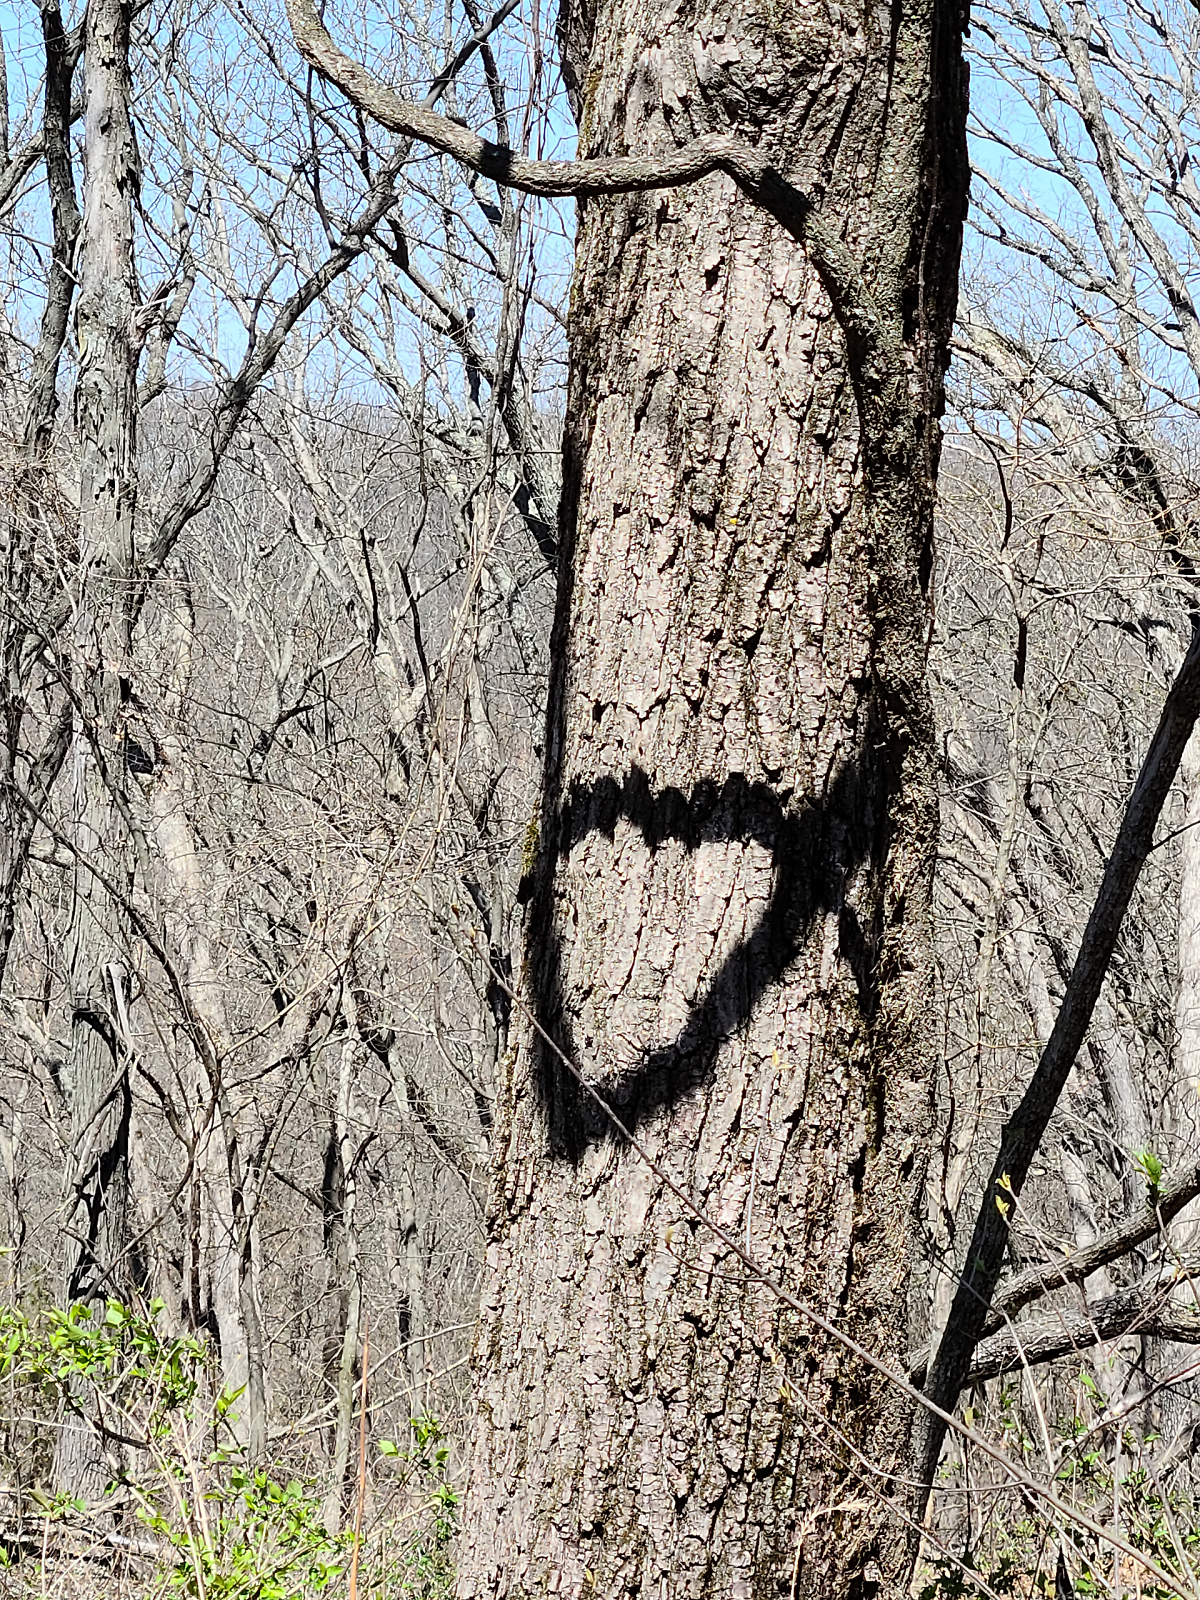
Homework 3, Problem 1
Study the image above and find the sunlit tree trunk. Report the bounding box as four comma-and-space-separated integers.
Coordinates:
54, 0, 140, 1501
145, 584, 261, 1450
323, 1031, 364, 1529
457, 0, 968, 1593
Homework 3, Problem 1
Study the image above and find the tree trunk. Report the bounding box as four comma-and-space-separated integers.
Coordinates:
55, 0, 139, 1502
24, 0, 80, 463
323, 1031, 364, 1530
384, 1119, 427, 1416
0, 0, 77, 998
457, 0, 968, 1594
145, 587, 261, 1446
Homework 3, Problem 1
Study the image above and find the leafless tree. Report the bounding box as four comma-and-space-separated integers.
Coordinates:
0, 0, 555, 1531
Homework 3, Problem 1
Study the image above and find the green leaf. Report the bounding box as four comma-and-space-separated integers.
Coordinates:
1134, 1148, 1164, 1190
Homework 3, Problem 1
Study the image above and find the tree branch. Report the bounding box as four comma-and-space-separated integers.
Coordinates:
964, 1277, 1200, 1386
134, 158, 403, 607
918, 618, 1200, 1496
282, 0, 900, 391
908, 1152, 1200, 1385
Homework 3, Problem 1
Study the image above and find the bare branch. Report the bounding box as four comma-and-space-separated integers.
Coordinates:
964, 1277, 1200, 1385
919, 617, 1200, 1492
282, 0, 903, 397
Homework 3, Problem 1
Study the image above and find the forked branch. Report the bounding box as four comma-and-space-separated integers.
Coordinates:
908, 1147, 1200, 1386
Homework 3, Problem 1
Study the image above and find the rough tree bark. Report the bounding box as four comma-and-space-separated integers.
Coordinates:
55, 0, 140, 1500
284, 0, 968, 1585
455, 5, 968, 1597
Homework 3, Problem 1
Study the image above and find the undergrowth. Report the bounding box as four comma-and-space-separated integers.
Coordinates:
0, 1298, 457, 1599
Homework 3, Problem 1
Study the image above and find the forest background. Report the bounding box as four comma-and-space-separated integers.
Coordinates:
1, 0, 1199, 1594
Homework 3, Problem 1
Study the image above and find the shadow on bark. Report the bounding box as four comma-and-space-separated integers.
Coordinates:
529, 759, 884, 1158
